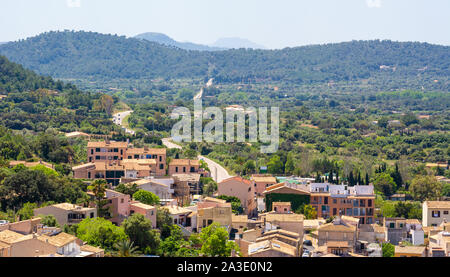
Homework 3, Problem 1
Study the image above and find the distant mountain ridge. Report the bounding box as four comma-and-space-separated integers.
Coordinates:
0, 31, 448, 87
134, 32, 226, 51
212, 37, 266, 49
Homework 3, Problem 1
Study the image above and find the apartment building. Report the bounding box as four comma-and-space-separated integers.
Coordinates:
310, 183, 375, 224
195, 198, 232, 232
251, 174, 278, 196
218, 176, 257, 217
87, 141, 129, 162
73, 159, 157, 186
317, 217, 357, 253
168, 159, 200, 175
422, 201, 450, 227
125, 147, 167, 176
34, 203, 97, 226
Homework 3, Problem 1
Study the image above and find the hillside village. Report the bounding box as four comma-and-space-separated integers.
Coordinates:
1, 138, 449, 258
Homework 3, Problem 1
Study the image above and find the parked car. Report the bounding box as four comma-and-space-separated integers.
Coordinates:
303, 240, 312, 246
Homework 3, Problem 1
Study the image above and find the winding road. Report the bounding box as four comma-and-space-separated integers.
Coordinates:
112, 110, 135, 135
112, 78, 232, 183
163, 78, 232, 183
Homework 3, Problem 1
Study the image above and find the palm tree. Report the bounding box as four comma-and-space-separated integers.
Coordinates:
114, 240, 138, 257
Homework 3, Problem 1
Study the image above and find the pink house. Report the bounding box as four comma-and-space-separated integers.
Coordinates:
104, 190, 131, 225
89, 189, 156, 227
218, 176, 257, 217
129, 202, 157, 228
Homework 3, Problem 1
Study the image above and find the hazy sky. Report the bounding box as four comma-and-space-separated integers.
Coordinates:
1, 0, 449, 49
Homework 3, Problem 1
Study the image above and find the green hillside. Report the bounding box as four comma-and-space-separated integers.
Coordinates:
1, 31, 448, 88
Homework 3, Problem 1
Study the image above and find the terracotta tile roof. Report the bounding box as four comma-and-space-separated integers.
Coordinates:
204, 197, 227, 204
51, 203, 94, 212
248, 239, 297, 256
219, 176, 252, 186
263, 182, 310, 195
80, 244, 104, 254
169, 159, 200, 166
87, 141, 128, 148
261, 229, 301, 238
128, 179, 168, 187
341, 216, 360, 224
172, 173, 201, 182
38, 232, 77, 247
0, 230, 25, 244
0, 241, 10, 249
265, 213, 304, 223
163, 205, 192, 215
394, 245, 426, 255
123, 160, 156, 171
251, 175, 277, 183
232, 214, 249, 223
130, 202, 155, 210
424, 201, 450, 209
318, 222, 356, 232
126, 148, 166, 155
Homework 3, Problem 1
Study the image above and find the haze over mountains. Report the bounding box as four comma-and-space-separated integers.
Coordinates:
134, 32, 266, 51
134, 32, 226, 51
0, 30, 448, 90
211, 37, 266, 50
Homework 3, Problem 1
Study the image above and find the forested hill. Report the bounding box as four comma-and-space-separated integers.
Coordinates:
1, 30, 449, 85
0, 55, 73, 93
0, 55, 114, 134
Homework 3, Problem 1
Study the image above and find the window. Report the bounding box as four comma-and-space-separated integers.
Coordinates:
432, 211, 440, 218
96, 156, 101, 160
324, 197, 328, 205
90, 212, 94, 218
91, 149, 94, 155
160, 164, 164, 169
190, 166, 195, 172
183, 167, 186, 173
121, 199, 124, 204
175, 167, 178, 173
368, 199, 372, 207
114, 148, 118, 152
389, 223, 395, 228
88, 172, 91, 179
444, 211, 449, 215
333, 208, 337, 216
96, 148, 100, 152
159, 156, 162, 162
333, 199, 337, 204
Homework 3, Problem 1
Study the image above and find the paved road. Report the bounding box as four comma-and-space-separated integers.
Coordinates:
112, 110, 135, 135
193, 78, 213, 100
198, 155, 232, 183
163, 78, 232, 183
161, 138, 182, 149
161, 138, 232, 183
